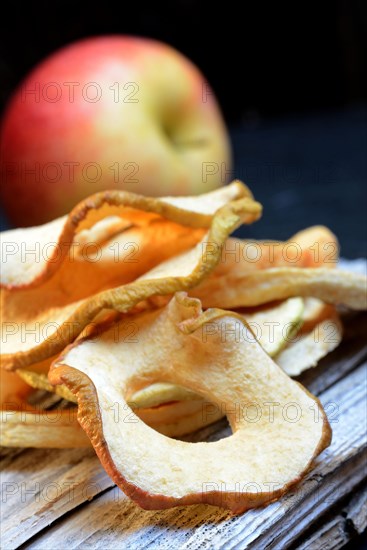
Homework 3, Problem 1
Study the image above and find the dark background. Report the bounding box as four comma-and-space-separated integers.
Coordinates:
0, 0, 366, 257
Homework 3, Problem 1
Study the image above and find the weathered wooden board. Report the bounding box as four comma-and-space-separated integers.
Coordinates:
1, 312, 366, 549
0, 448, 113, 549
297, 485, 367, 550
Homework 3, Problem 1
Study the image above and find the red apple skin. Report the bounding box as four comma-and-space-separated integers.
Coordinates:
0, 36, 232, 227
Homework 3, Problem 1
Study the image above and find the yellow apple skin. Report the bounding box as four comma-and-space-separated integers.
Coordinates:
0, 36, 232, 226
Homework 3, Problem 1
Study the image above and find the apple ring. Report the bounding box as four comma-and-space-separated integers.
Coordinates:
50, 292, 331, 513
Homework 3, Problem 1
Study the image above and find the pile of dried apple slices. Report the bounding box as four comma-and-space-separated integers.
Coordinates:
1, 181, 366, 513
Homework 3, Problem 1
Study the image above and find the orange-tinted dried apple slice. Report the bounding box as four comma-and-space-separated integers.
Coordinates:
1, 181, 251, 289
1, 183, 261, 370
214, 225, 338, 277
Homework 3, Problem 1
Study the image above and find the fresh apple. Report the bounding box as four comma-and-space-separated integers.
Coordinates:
0, 36, 232, 226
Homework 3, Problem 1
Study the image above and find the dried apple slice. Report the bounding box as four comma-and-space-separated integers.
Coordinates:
0, 408, 90, 448
50, 292, 331, 513
276, 310, 342, 376
0, 367, 88, 448
1, 184, 261, 370
194, 267, 367, 309
1, 181, 250, 289
130, 298, 305, 409
214, 225, 338, 277
131, 383, 199, 408
17, 367, 77, 403
240, 297, 304, 356
301, 298, 335, 333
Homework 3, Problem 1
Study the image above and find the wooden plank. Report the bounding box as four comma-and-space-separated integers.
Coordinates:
295, 484, 367, 549
296, 516, 350, 550
21, 362, 367, 550
345, 485, 367, 534
0, 448, 113, 549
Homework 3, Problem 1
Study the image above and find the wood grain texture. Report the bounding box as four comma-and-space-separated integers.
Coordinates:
1, 312, 366, 549
0, 448, 113, 549
296, 484, 367, 550
345, 486, 367, 535
297, 516, 350, 550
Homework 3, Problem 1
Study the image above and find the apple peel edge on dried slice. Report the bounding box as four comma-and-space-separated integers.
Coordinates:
1, 186, 261, 371
0, 180, 254, 290
50, 292, 331, 514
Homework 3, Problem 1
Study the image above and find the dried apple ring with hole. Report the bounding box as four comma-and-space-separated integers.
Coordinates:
50, 292, 331, 513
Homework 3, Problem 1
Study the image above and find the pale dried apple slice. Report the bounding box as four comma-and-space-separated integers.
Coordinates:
1, 184, 261, 370
130, 298, 305, 408
240, 297, 304, 356
50, 292, 331, 513
131, 383, 199, 408
0, 408, 90, 448
194, 268, 367, 309
0, 367, 87, 448
276, 311, 343, 376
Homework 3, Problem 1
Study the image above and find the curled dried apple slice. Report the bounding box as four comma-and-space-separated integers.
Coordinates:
1, 184, 261, 370
240, 297, 304, 356
50, 292, 331, 513
276, 310, 342, 376
1, 181, 251, 289
130, 298, 304, 408
194, 268, 367, 310
214, 225, 338, 277
17, 367, 77, 403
